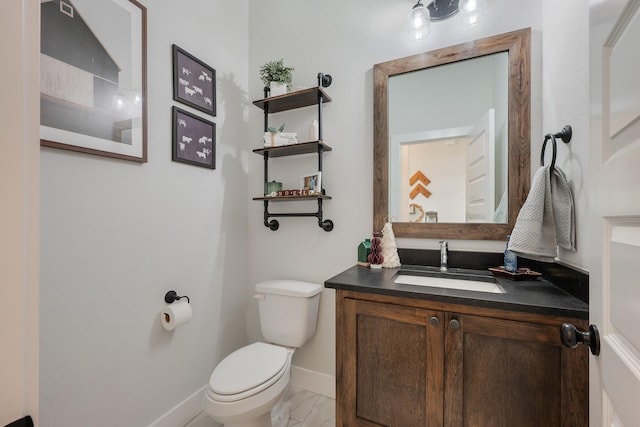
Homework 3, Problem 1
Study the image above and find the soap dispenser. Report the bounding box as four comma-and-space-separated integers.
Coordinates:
504, 235, 518, 273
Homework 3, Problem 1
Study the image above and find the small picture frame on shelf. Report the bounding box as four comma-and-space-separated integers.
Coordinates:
172, 106, 215, 169
301, 172, 322, 194
172, 44, 216, 116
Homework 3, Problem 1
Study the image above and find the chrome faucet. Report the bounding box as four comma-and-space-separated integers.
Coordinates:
440, 241, 448, 272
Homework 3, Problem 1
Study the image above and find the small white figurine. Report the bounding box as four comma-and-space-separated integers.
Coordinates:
381, 221, 401, 268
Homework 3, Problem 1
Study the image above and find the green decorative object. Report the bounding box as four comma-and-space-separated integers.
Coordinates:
265, 181, 283, 196
357, 238, 372, 267
259, 59, 294, 88
267, 123, 285, 134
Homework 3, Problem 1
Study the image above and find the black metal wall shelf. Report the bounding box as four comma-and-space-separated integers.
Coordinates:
253, 87, 332, 113
253, 194, 332, 202
252, 73, 334, 232
253, 141, 332, 158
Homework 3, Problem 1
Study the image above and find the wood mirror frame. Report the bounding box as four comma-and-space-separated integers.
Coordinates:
373, 28, 531, 240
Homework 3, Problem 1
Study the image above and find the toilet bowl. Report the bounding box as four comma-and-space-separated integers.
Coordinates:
203, 342, 293, 427
203, 280, 322, 427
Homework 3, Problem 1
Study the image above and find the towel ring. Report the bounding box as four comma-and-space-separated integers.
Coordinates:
541, 125, 572, 170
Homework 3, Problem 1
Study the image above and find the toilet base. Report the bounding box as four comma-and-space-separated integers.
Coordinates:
222, 411, 271, 427
270, 396, 290, 427
218, 392, 290, 427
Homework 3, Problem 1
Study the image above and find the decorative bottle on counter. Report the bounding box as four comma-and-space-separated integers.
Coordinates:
504, 235, 518, 273
368, 232, 384, 269
357, 238, 372, 267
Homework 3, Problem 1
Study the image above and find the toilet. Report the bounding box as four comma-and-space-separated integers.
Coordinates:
203, 279, 322, 427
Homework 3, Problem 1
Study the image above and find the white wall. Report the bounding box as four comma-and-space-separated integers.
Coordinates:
541, 0, 590, 269
35, 0, 591, 422
39, 1, 250, 426
248, 0, 590, 389
0, 0, 40, 425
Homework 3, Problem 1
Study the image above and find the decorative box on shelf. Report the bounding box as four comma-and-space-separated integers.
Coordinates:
263, 132, 298, 147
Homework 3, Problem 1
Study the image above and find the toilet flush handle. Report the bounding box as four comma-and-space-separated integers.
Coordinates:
253, 294, 265, 300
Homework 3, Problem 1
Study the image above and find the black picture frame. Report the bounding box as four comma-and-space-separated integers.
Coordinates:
172, 107, 215, 169
40, 0, 148, 163
172, 44, 216, 116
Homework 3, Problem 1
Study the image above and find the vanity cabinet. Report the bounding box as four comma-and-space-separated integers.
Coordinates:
252, 81, 334, 231
336, 290, 588, 427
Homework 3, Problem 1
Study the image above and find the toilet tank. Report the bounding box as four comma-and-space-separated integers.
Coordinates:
255, 280, 322, 348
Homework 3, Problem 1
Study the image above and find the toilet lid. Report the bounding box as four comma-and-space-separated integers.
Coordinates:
209, 342, 288, 396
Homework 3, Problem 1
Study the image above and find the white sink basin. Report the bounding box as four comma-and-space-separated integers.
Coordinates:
394, 274, 505, 294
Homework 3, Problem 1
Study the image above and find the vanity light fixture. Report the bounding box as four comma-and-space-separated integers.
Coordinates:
407, 0, 486, 41
407, 0, 431, 41
458, 0, 486, 27
427, 0, 460, 21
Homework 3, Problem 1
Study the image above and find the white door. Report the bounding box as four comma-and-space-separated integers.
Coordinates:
465, 109, 495, 222
589, 0, 640, 425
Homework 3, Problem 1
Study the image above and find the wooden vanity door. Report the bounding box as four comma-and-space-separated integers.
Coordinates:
338, 297, 445, 426
443, 313, 588, 427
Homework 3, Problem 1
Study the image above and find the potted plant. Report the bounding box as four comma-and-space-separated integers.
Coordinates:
260, 59, 294, 97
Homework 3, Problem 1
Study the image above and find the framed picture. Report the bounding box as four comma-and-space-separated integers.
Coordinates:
40, 0, 147, 163
172, 107, 215, 169
172, 44, 216, 116
301, 172, 322, 194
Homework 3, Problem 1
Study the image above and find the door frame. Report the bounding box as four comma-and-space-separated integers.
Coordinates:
0, 0, 40, 424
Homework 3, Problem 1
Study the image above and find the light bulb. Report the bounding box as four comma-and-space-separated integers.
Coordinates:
459, 0, 486, 27
407, 1, 431, 41
113, 94, 124, 110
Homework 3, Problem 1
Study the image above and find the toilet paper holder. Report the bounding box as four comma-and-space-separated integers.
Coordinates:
164, 290, 190, 304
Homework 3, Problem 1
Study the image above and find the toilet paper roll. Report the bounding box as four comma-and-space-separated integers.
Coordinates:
160, 300, 192, 331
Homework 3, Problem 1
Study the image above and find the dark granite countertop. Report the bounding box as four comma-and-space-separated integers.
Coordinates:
325, 264, 589, 320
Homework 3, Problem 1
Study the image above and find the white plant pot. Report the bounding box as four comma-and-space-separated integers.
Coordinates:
269, 82, 287, 97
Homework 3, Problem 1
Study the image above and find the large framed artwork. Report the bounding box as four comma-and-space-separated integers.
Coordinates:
40, 0, 148, 162
172, 44, 216, 116
172, 107, 216, 169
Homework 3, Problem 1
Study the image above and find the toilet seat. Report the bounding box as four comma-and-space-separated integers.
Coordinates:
207, 342, 290, 403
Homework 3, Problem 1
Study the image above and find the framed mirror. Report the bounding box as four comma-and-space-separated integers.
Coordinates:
373, 28, 531, 240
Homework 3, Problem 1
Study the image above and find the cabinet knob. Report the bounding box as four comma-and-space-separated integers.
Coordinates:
560, 323, 600, 356
429, 316, 440, 327
449, 318, 461, 330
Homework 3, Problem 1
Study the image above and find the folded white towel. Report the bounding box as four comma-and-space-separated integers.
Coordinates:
508, 165, 575, 262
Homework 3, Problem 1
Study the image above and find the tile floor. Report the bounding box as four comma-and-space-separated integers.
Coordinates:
185, 387, 335, 427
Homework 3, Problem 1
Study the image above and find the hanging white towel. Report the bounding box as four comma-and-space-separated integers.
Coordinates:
508, 165, 575, 262
508, 166, 557, 261
550, 166, 576, 250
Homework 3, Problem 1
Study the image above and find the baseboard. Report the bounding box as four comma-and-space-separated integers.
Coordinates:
290, 365, 335, 399
148, 385, 207, 427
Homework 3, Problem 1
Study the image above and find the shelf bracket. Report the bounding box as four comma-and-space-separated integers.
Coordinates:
262, 199, 334, 232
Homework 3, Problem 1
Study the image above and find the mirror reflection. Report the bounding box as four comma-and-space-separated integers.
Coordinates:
373, 28, 531, 240
388, 52, 509, 223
